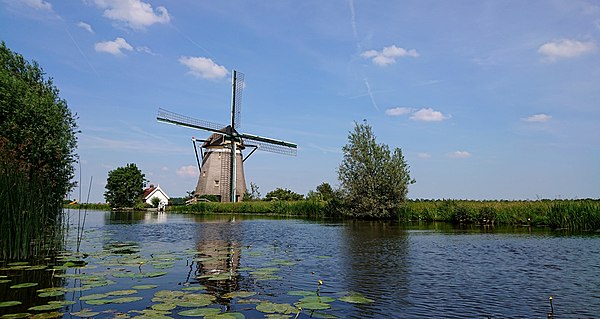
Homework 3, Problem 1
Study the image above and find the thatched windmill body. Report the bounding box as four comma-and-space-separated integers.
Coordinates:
157, 71, 297, 202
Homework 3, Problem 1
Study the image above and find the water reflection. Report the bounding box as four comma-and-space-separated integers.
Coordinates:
341, 221, 410, 317
105, 211, 168, 224
192, 217, 242, 301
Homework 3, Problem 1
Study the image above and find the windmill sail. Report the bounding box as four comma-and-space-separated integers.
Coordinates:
157, 70, 297, 203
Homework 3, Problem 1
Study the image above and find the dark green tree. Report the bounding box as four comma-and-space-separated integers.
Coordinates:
264, 187, 304, 201
337, 121, 414, 218
104, 163, 147, 208
1, 42, 78, 259
307, 182, 335, 202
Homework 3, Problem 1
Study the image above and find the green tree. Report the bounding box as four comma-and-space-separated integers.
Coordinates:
337, 121, 414, 218
307, 182, 335, 202
151, 196, 161, 208
264, 187, 304, 201
1, 42, 78, 259
243, 182, 261, 201
104, 163, 147, 208
0, 41, 78, 210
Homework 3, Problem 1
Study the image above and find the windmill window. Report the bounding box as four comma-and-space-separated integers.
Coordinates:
214, 180, 219, 187
202, 171, 206, 177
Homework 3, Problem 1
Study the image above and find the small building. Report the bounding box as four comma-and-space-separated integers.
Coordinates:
143, 184, 170, 210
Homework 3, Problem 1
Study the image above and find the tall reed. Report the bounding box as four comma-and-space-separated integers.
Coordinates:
1, 157, 64, 260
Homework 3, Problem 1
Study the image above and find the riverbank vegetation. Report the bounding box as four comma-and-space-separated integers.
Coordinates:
172, 199, 600, 230
1, 42, 78, 260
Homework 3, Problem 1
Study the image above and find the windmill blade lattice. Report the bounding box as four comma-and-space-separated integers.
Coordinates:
157, 108, 226, 134
231, 71, 244, 130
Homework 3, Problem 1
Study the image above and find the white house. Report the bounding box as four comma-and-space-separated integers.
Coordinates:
142, 184, 170, 210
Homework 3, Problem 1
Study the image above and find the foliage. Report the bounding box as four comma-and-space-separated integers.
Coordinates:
264, 188, 304, 201
337, 121, 414, 218
170, 200, 326, 218
151, 196, 161, 208
104, 163, 147, 208
307, 182, 335, 202
1, 42, 78, 260
243, 182, 261, 201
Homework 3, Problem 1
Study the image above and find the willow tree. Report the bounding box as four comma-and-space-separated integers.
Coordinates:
0, 42, 78, 259
337, 121, 414, 218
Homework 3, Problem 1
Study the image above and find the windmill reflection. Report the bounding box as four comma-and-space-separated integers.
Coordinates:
190, 217, 243, 301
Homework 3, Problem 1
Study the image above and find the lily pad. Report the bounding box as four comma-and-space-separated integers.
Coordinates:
223, 291, 257, 299
0, 301, 22, 307
48, 300, 76, 306
106, 289, 137, 296
294, 301, 330, 310
28, 303, 64, 311
151, 303, 176, 311
79, 293, 109, 301
181, 286, 206, 291
133, 284, 158, 290
264, 315, 291, 319
10, 283, 38, 289
84, 299, 113, 305
178, 308, 221, 317
256, 302, 297, 314
299, 296, 335, 303
338, 294, 374, 304
287, 291, 317, 296
111, 296, 143, 303
1, 313, 31, 318
0, 280, 11, 284
29, 312, 62, 319
71, 310, 100, 317
38, 291, 65, 297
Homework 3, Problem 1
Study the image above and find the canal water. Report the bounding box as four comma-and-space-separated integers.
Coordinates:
1, 210, 599, 318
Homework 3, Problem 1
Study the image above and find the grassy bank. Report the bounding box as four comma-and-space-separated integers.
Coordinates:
172, 199, 600, 230
64, 203, 112, 211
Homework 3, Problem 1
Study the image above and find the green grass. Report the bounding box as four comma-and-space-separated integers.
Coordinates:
171, 199, 600, 230
65, 203, 111, 211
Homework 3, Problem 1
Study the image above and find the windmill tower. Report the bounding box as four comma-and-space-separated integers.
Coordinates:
157, 71, 297, 202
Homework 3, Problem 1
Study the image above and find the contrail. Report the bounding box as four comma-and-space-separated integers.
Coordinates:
172, 24, 212, 57
64, 26, 98, 75
349, 0, 379, 112
363, 78, 379, 111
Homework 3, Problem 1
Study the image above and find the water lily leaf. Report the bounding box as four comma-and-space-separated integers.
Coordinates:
0, 301, 22, 307
79, 293, 109, 301
144, 271, 168, 278
154, 290, 185, 299
287, 291, 316, 296
264, 315, 291, 319
64, 286, 92, 292
0, 280, 11, 284
294, 301, 330, 310
207, 273, 233, 281
151, 303, 176, 311
38, 291, 65, 297
133, 284, 158, 290
316, 256, 332, 259
152, 262, 174, 269
28, 311, 62, 319
206, 313, 245, 319
338, 295, 374, 304
299, 296, 335, 303
181, 286, 206, 291
26, 265, 49, 270
10, 283, 38, 289
7, 262, 29, 266
28, 303, 64, 311
178, 308, 221, 317
270, 259, 296, 266
1, 313, 31, 318
71, 310, 100, 318
84, 299, 112, 305
223, 291, 257, 299
111, 297, 143, 303
48, 300, 76, 306
82, 280, 115, 288
106, 289, 137, 296
255, 302, 296, 314
36, 287, 66, 293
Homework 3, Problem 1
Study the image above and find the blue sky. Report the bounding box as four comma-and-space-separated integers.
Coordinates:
1, 0, 599, 202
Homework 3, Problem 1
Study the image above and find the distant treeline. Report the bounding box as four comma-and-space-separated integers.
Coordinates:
171, 199, 600, 231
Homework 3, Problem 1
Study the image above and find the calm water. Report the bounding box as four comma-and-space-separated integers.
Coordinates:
1, 210, 599, 318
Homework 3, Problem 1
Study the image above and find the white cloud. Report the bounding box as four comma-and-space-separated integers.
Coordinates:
136, 46, 158, 56
538, 39, 596, 61
448, 151, 472, 159
20, 0, 52, 11
523, 114, 552, 123
94, 0, 170, 30
361, 45, 419, 66
95, 37, 133, 56
410, 108, 450, 122
385, 107, 413, 116
417, 152, 431, 159
179, 56, 229, 79
77, 21, 94, 33
176, 165, 198, 178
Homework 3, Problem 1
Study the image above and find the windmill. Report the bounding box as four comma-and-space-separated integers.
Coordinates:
157, 70, 297, 203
